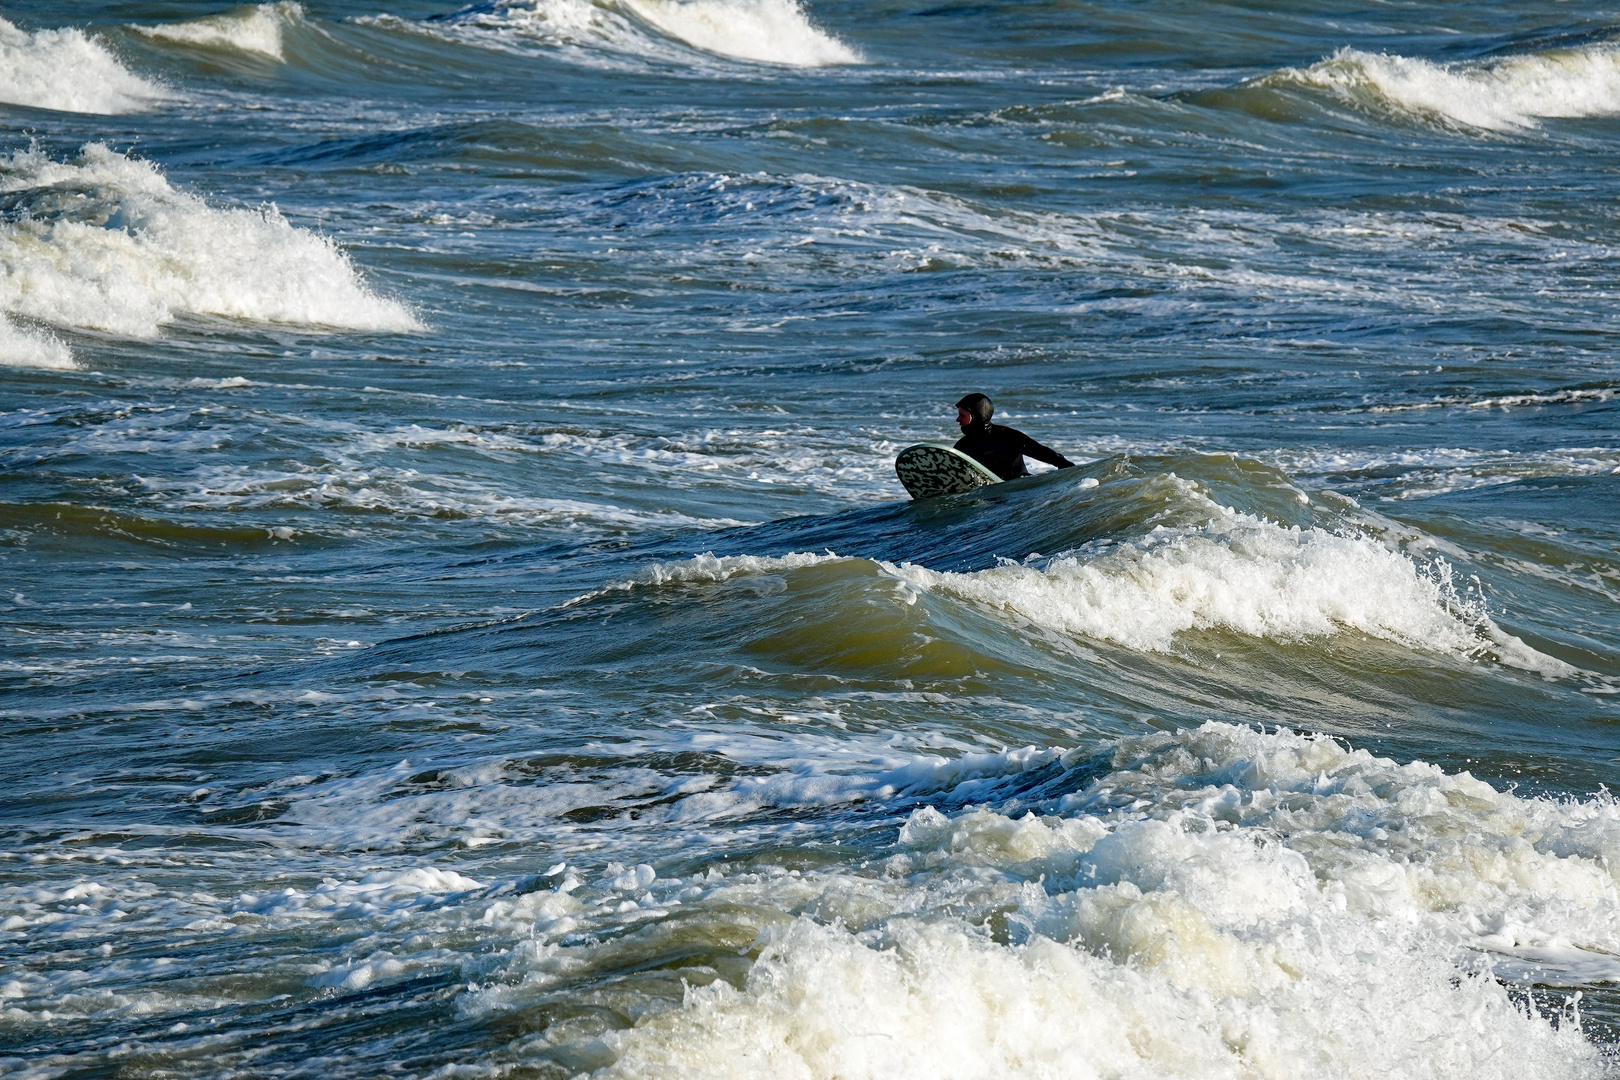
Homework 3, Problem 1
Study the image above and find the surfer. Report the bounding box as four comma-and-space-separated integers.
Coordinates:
953, 393, 1075, 480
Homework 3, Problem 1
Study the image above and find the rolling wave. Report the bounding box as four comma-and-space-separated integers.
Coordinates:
1269, 44, 1620, 131
131, 2, 305, 61
587, 514, 1566, 675
18, 720, 1615, 1080
620, 0, 861, 66
528, 458, 1578, 680
0, 144, 421, 356
404, 0, 861, 69
890, 512, 1561, 672
0, 15, 167, 114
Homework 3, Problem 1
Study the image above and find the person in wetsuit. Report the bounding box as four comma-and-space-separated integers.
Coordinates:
953, 393, 1075, 480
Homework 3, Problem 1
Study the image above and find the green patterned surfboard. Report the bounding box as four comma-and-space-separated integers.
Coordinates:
895, 443, 1003, 500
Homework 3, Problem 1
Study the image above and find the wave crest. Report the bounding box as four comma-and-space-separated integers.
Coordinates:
0, 16, 166, 114
0, 143, 422, 349
0, 316, 74, 371
132, 2, 304, 61
622, 0, 860, 66
1270, 44, 1620, 131
419, 0, 861, 69
886, 510, 1558, 665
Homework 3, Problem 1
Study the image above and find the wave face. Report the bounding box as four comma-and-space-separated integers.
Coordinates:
1271, 44, 1620, 130
0, 144, 420, 344
0, 15, 167, 114
416, 0, 861, 68
131, 2, 304, 60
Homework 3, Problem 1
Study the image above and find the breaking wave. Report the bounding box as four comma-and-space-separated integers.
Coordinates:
888, 512, 1569, 673
131, 2, 304, 61
0, 143, 421, 351
413, 0, 861, 69
1270, 44, 1620, 131
595, 504, 1571, 674
621, 0, 860, 65
0, 15, 167, 114
0, 315, 74, 371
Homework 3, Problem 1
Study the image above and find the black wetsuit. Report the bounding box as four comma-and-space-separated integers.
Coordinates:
954, 423, 1075, 480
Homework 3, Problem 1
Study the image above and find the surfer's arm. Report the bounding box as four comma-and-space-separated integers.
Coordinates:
1017, 431, 1075, 469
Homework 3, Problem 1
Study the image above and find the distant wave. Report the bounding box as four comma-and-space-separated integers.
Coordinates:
0, 144, 421, 358
1355, 386, 1619, 413
1268, 44, 1620, 131
0, 16, 167, 114
620, 0, 860, 66
132, 2, 304, 61
407, 0, 861, 69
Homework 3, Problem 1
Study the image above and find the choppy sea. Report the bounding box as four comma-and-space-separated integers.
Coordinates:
3, 0, 1620, 1075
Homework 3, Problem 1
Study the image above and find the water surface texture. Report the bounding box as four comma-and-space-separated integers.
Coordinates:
3, 0, 1620, 1075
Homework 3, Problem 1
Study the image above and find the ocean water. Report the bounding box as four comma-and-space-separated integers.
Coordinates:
2, 0, 1619, 1075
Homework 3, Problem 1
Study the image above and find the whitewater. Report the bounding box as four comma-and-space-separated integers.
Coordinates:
2, 0, 1618, 1077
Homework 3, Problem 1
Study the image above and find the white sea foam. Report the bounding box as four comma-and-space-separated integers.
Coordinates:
415, 0, 860, 69
1269, 444, 1620, 501
0, 143, 420, 339
0, 315, 75, 370
0, 16, 167, 114
1356, 389, 1619, 415
521, 170, 1600, 324
1053, 724, 1620, 983
603, 920, 1593, 1080
167, 460, 749, 531
250, 753, 760, 851
132, 2, 304, 61
621, 0, 860, 65
9, 723, 1618, 1075
534, 424, 905, 501
562, 723, 1613, 1079
885, 510, 1572, 674
1275, 44, 1620, 131
19, 411, 765, 531
233, 866, 484, 919
108, 725, 1063, 853
1470, 387, 1618, 410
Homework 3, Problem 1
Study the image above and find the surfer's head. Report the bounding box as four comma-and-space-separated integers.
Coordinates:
956, 393, 993, 431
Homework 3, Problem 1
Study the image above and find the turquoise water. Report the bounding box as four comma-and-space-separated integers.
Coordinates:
2, 1, 1619, 1075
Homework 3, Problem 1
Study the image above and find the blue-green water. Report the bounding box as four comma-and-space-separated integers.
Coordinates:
2, 1, 1619, 1075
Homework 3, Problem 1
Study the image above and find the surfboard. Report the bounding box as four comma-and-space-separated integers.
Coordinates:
895, 443, 1003, 500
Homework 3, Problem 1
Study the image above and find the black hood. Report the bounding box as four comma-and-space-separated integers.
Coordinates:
956, 393, 993, 429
